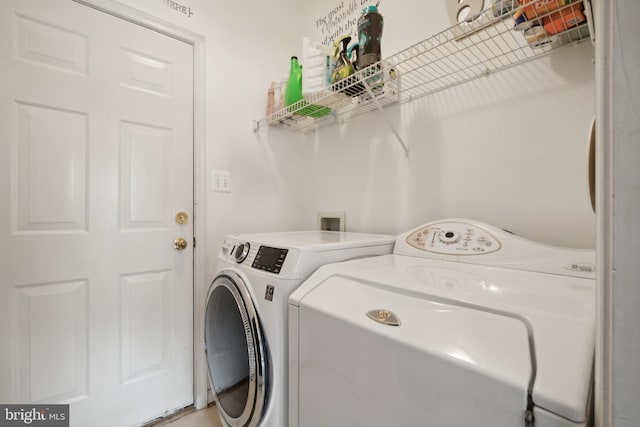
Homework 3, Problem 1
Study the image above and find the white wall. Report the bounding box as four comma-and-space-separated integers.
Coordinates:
275, 0, 597, 248
116, 0, 596, 253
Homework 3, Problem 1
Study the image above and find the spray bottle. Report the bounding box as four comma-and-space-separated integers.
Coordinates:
331, 36, 355, 85
331, 36, 365, 96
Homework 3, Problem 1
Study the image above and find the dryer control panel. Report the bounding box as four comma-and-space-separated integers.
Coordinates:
406, 221, 502, 255
395, 219, 595, 278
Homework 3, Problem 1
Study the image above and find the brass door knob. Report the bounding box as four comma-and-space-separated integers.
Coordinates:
174, 238, 188, 250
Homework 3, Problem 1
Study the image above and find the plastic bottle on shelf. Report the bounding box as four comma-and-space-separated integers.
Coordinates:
276, 74, 288, 112
284, 56, 331, 118
272, 81, 281, 113
266, 82, 275, 116
301, 37, 333, 98
331, 36, 355, 82
331, 35, 361, 97
357, 3, 383, 70
357, 2, 384, 89
284, 56, 303, 108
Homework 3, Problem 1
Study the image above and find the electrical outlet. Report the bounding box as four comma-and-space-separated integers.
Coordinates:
211, 170, 231, 193
318, 211, 345, 231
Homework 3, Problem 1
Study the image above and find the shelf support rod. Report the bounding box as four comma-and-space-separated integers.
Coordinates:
360, 77, 409, 157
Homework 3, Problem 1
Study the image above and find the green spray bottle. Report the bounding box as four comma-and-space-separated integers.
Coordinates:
284, 56, 303, 109
284, 56, 331, 117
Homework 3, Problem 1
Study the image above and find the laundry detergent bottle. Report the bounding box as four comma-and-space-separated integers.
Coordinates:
284, 56, 303, 109
357, 2, 383, 70
284, 55, 331, 117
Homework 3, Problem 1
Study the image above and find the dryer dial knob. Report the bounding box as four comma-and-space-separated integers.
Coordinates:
439, 230, 461, 244
235, 242, 250, 263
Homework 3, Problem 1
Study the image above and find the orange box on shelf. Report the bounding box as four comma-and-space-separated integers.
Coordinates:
543, 4, 585, 35
519, 0, 571, 20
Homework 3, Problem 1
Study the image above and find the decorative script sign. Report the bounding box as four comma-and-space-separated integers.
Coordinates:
314, 0, 376, 47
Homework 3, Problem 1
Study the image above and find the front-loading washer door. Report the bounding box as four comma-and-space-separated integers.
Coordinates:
205, 271, 268, 427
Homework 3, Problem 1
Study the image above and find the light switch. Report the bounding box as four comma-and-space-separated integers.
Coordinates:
211, 170, 231, 193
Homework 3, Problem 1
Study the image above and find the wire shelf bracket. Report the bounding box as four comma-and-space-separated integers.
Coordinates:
359, 77, 409, 157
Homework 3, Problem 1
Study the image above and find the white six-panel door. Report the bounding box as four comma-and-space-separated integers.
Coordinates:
0, 1, 194, 425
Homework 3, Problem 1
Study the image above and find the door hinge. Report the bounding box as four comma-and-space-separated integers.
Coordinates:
193, 237, 196, 249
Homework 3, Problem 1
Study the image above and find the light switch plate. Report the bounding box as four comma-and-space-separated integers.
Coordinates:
211, 170, 231, 192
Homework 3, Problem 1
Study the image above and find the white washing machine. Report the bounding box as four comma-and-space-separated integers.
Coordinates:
204, 231, 395, 427
289, 219, 595, 427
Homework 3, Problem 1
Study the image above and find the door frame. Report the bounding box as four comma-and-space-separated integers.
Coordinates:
72, 0, 209, 410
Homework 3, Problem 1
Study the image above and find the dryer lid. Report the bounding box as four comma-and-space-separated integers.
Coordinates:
295, 275, 533, 426
291, 253, 595, 423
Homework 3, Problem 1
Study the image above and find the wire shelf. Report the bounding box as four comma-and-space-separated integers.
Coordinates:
255, 0, 593, 134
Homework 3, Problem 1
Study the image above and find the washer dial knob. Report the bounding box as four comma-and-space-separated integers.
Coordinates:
234, 242, 250, 263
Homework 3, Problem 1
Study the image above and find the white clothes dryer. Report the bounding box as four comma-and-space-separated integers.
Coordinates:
204, 231, 395, 427
289, 219, 595, 427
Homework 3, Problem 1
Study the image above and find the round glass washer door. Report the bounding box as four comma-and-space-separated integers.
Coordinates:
204, 271, 267, 427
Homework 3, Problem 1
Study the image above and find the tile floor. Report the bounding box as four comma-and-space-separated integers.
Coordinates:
153, 405, 222, 427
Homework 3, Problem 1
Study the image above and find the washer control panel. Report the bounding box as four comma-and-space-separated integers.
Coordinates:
252, 245, 288, 274
406, 221, 501, 255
